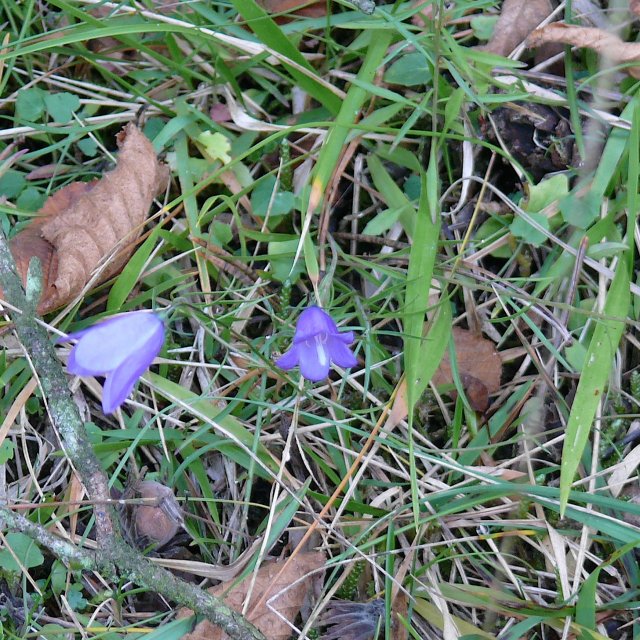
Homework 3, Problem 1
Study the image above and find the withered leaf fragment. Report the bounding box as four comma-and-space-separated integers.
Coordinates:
9, 124, 169, 313
481, 0, 555, 57
129, 480, 183, 549
178, 552, 325, 640
257, 0, 326, 19
433, 328, 502, 412
528, 22, 640, 78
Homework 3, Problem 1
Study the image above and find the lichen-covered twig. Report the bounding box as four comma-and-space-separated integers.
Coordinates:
0, 232, 265, 640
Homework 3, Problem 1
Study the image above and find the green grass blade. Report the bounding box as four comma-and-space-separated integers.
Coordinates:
404, 160, 440, 411
311, 33, 393, 195
147, 373, 278, 475
230, 0, 341, 115
559, 259, 629, 515
404, 158, 440, 525
298, 28, 393, 272
107, 225, 162, 312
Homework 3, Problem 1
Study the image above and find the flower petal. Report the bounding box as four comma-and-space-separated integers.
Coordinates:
58, 327, 92, 343
101, 330, 163, 413
275, 346, 300, 371
293, 306, 338, 343
337, 331, 355, 345
69, 312, 164, 375
67, 345, 100, 377
298, 340, 331, 382
327, 336, 358, 369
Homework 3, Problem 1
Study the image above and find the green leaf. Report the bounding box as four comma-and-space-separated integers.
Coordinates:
229, 0, 340, 115
0, 170, 26, 198
587, 241, 628, 260
0, 440, 14, 464
66, 583, 88, 611
559, 190, 600, 229
265, 479, 310, 549
363, 207, 401, 235
77, 138, 98, 157
50, 560, 67, 594
16, 186, 45, 212
44, 92, 80, 123
251, 175, 295, 218
413, 300, 452, 402
510, 211, 549, 246
15, 87, 46, 122
39, 624, 68, 640
367, 154, 415, 237
470, 15, 499, 40
559, 258, 629, 515
0, 532, 44, 571
525, 174, 568, 212
565, 341, 587, 372
404, 163, 440, 410
413, 598, 496, 639
142, 617, 196, 640
211, 220, 232, 246
197, 131, 232, 164
268, 238, 305, 283
403, 174, 421, 200
384, 52, 432, 87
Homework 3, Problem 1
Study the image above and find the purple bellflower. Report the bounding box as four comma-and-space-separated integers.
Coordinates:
276, 306, 358, 381
60, 311, 165, 414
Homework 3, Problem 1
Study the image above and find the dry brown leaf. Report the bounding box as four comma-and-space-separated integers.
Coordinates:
8, 124, 169, 313
388, 377, 410, 427
433, 328, 502, 412
393, 592, 409, 640
130, 480, 183, 548
257, 0, 326, 19
482, 0, 555, 56
528, 22, 640, 77
469, 465, 526, 480
411, 0, 436, 29
178, 552, 325, 640
26, 164, 74, 180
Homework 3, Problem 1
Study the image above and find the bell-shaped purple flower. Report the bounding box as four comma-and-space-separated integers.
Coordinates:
60, 311, 165, 414
276, 306, 358, 381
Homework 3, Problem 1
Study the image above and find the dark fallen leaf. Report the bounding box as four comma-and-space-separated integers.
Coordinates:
177, 552, 325, 640
433, 328, 502, 412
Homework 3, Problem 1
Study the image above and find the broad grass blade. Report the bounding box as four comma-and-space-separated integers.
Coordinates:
559, 259, 629, 515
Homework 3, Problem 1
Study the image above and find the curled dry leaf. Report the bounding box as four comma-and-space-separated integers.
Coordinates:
177, 552, 325, 640
527, 22, 640, 78
131, 480, 184, 549
432, 327, 502, 412
8, 124, 169, 313
481, 0, 555, 57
